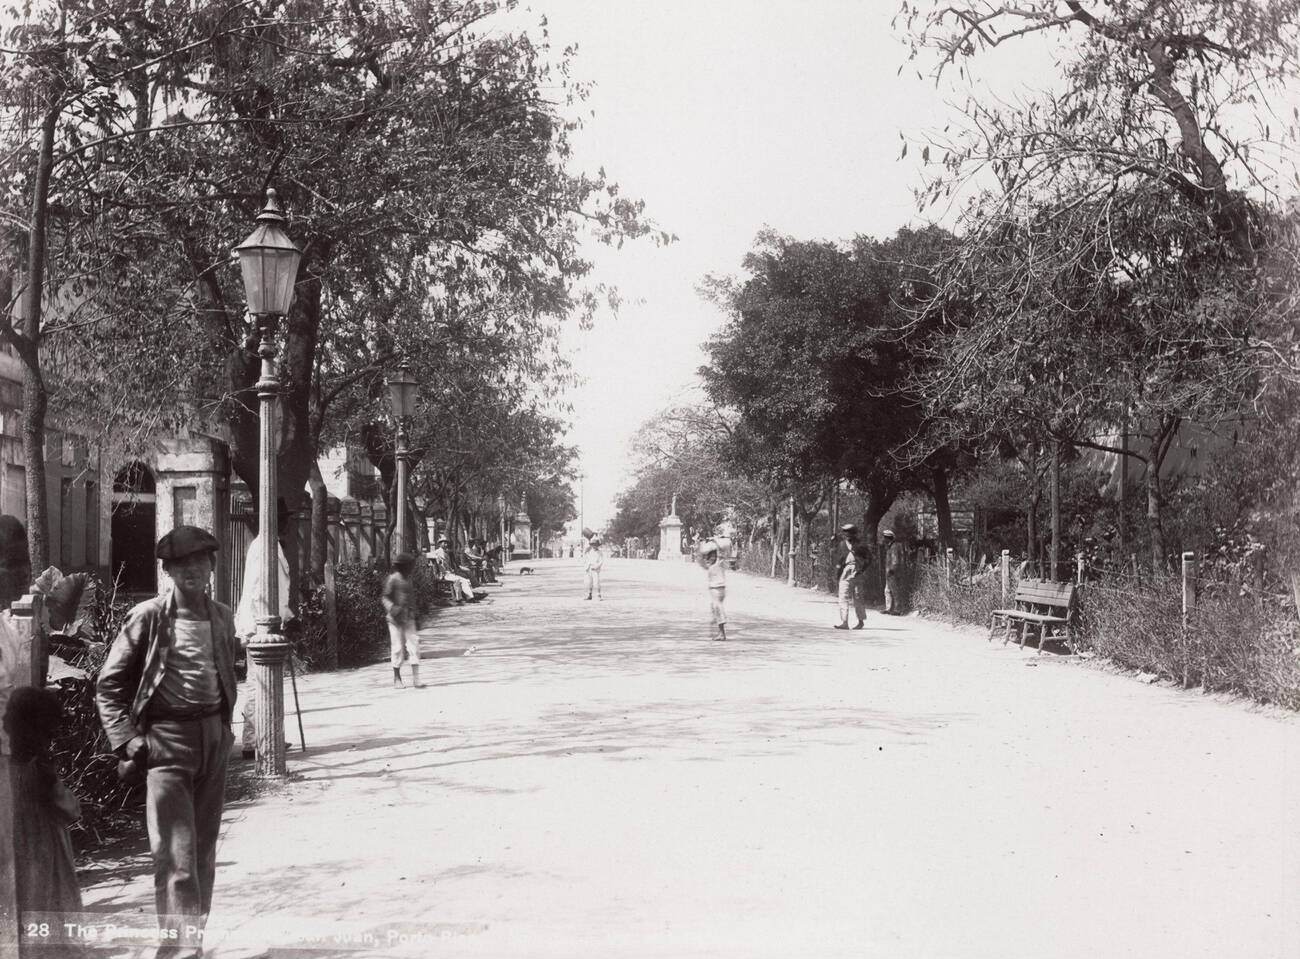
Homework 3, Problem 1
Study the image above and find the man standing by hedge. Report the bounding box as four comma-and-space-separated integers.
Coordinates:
96, 526, 238, 959
882, 529, 903, 614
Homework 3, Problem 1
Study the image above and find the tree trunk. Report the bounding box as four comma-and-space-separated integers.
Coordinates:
862, 478, 899, 545
1049, 440, 1061, 581
1146, 415, 1180, 571
309, 461, 329, 584
768, 499, 779, 577
1117, 408, 1129, 557
20, 101, 59, 576
1026, 486, 1040, 574
932, 465, 953, 549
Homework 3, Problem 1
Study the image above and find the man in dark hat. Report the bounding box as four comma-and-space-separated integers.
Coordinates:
834, 524, 868, 628
96, 525, 238, 958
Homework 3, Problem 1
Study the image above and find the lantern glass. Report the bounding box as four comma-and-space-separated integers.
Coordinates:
234, 189, 302, 316
387, 366, 418, 420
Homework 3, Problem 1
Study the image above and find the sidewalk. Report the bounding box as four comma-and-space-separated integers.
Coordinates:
78, 558, 1300, 958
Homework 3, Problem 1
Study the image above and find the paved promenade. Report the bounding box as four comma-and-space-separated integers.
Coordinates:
80, 558, 1299, 958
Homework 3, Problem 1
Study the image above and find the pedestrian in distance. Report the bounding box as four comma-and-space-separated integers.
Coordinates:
834, 543, 870, 629
700, 540, 728, 641
383, 552, 422, 688
96, 525, 238, 959
882, 530, 903, 614
5, 686, 84, 954
836, 525, 866, 622
584, 536, 604, 600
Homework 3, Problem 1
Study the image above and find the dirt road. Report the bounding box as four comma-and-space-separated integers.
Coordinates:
81, 558, 1300, 958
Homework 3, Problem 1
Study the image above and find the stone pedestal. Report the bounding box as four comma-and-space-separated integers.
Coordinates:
510, 513, 533, 560
154, 437, 230, 598
658, 512, 683, 561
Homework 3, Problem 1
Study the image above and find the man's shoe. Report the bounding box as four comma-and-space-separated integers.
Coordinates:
584, 595, 592, 600
852, 622, 865, 630
833, 623, 850, 630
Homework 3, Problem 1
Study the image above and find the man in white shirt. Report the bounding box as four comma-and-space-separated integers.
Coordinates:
584, 537, 604, 600
234, 507, 293, 759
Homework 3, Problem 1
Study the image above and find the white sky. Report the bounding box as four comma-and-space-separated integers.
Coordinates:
532, 0, 980, 532
515, 2, 1296, 536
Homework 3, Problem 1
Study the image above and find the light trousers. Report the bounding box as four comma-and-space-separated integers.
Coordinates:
837, 578, 866, 625
709, 586, 727, 626
388, 619, 419, 667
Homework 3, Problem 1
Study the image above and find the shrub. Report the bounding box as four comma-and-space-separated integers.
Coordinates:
910, 556, 1300, 710
1080, 581, 1300, 708
909, 560, 998, 623
46, 575, 141, 850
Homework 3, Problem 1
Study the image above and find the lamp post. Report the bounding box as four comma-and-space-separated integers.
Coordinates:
234, 188, 302, 778
386, 362, 418, 556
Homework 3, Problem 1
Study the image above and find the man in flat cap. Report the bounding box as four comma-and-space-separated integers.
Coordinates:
97, 525, 238, 958
834, 524, 869, 629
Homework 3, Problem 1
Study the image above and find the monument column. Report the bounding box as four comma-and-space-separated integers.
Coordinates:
658, 497, 683, 562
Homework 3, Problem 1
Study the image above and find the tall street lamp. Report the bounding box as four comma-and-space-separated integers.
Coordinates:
234, 188, 302, 778
386, 362, 417, 556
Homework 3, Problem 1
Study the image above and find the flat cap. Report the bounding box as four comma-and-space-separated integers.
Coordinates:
840, 524, 858, 532
882, 529, 895, 538
156, 525, 220, 561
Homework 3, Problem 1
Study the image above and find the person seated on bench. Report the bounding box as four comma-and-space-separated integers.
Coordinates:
473, 539, 497, 583
464, 539, 487, 586
430, 536, 476, 603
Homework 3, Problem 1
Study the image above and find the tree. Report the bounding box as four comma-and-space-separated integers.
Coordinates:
920, 175, 1266, 569
610, 403, 769, 546
700, 226, 962, 544
902, 0, 1299, 263
5, 1, 660, 588
1, 0, 261, 571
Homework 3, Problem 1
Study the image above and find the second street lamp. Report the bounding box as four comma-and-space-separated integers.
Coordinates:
233, 187, 302, 778
387, 362, 417, 556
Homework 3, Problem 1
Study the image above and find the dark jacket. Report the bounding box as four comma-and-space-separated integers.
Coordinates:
96, 589, 239, 752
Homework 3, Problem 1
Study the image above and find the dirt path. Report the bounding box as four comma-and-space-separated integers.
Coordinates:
80, 558, 1300, 958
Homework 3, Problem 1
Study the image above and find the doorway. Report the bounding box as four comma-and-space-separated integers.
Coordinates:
111, 462, 156, 594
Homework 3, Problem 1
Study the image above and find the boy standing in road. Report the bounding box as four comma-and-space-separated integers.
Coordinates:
96, 525, 238, 959
382, 553, 421, 688
701, 540, 728, 641
584, 536, 604, 600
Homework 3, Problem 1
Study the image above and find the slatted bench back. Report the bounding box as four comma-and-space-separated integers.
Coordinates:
1012, 579, 1076, 613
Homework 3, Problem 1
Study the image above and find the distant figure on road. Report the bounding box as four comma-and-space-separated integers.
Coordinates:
835, 544, 871, 630
383, 552, 421, 688
882, 530, 903, 614
834, 525, 868, 629
584, 537, 604, 600
700, 540, 728, 641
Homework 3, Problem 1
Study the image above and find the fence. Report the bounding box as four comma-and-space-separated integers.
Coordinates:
908, 548, 1300, 710
224, 497, 391, 611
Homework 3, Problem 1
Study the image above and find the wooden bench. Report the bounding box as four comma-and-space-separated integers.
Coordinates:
989, 578, 1077, 654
